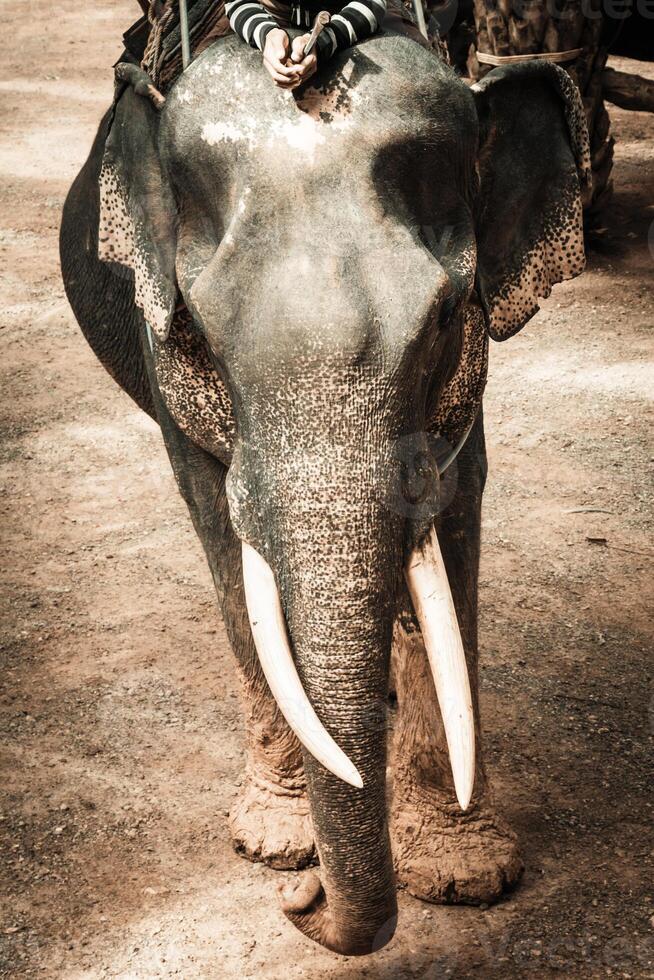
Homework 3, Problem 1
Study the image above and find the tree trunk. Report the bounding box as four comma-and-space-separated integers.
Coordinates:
602, 67, 654, 113
466, 0, 614, 215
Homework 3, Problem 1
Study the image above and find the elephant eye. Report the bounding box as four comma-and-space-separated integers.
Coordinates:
438, 286, 459, 326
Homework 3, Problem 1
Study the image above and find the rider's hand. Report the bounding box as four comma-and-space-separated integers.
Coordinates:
262, 29, 299, 88
289, 33, 318, 86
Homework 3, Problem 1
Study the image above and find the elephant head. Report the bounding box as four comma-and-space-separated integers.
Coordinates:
98, 35, 589, 954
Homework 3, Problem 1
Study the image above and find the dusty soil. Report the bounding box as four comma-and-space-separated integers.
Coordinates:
1, 3, 652, 977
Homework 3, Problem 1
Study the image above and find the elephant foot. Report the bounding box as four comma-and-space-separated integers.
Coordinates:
391, 789, 524, 906
229, 769, 316, 870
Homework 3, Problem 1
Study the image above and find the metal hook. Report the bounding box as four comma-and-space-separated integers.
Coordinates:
179, 0, 191, 69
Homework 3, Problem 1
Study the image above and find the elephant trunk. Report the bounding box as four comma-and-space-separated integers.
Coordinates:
243, 471, 401, 955
282, 546, 398, 954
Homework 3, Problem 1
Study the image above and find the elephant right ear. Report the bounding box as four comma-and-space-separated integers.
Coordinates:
472, 62, 592, 341
98, 89, 177, 341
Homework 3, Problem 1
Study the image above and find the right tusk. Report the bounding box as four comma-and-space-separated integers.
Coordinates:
241, 540, 364, 790
405, 525, 476, 811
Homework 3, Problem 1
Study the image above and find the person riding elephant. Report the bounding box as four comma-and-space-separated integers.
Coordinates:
225, 0, 430, 89
61, 20, 590, 956
124, 0, 430, 92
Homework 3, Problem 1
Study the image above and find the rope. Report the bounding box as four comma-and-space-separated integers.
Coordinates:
142, 0, 177, 85
139, 0, 229, 92
476, 48, 583, 66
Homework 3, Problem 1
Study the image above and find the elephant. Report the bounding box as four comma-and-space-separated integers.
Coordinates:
59, 31, 590, 957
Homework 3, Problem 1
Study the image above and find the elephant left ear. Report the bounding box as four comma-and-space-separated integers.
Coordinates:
472, 62, 591, 341
98, 88, 177, 341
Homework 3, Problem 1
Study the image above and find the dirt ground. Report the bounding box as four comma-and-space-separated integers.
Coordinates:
0, 3, 652, 978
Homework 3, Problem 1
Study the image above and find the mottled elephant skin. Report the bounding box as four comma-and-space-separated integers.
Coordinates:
60, 33, 588, 956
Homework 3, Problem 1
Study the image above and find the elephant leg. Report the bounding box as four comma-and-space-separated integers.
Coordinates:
228, 656, 316, 871
152, 391, 316, 870
391, 412, 523, 904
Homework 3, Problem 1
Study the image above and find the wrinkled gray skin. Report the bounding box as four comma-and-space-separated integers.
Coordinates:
60, 34, 587, 955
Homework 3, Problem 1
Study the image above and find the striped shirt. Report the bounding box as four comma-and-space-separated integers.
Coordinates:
224, 0, 387, 62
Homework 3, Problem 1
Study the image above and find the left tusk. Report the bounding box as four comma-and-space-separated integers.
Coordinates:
404, 525, 476, 811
